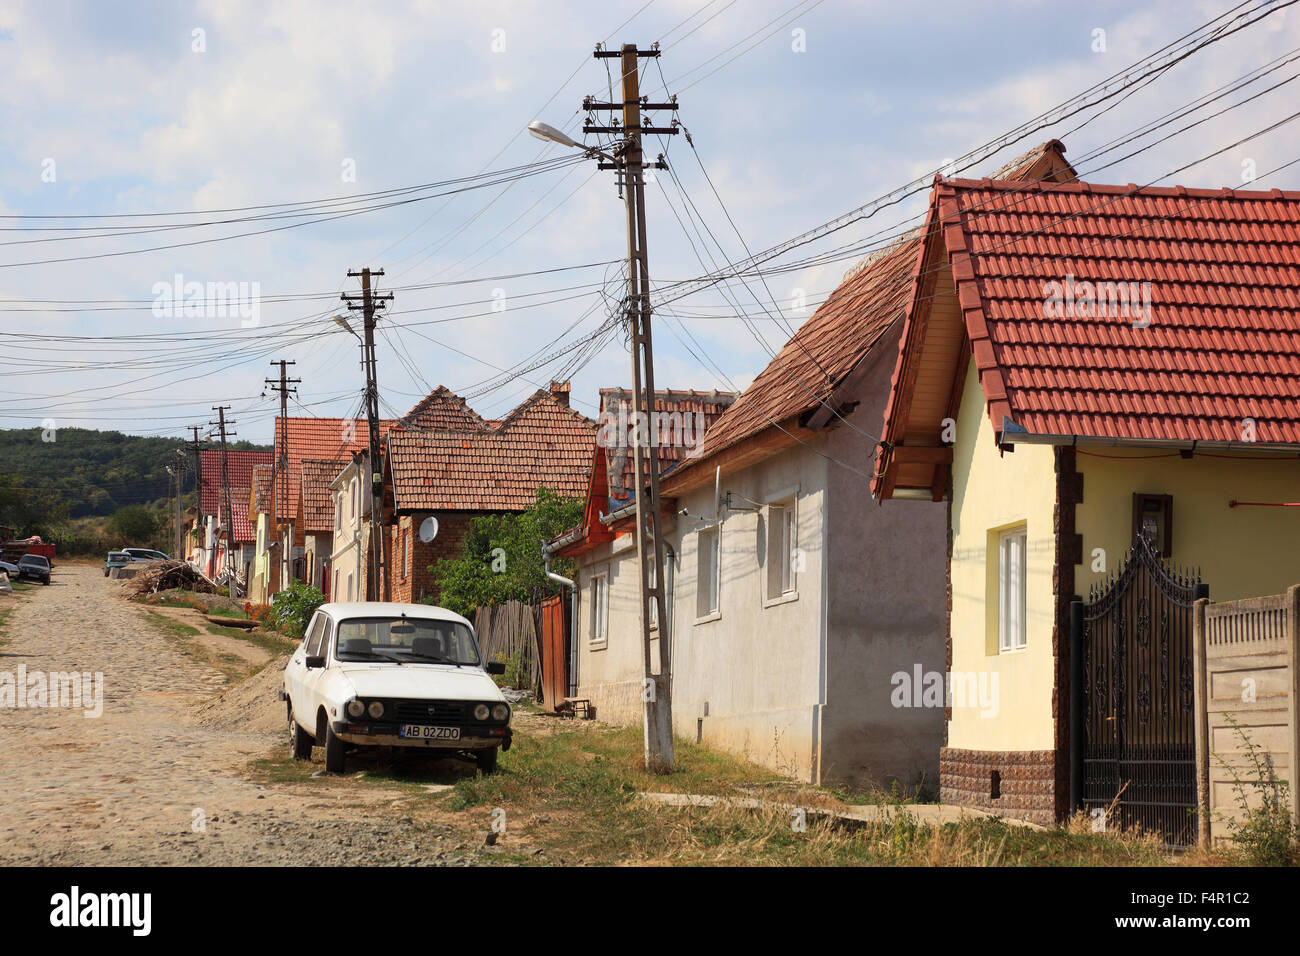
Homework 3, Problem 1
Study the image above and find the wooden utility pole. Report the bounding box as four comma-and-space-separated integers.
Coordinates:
210, 406, 237, 585
173, 449, 185, 558
342, 268, 392, 602
188, 426, 205, 530
588, 42, 678, 771
267, 360, 300, 590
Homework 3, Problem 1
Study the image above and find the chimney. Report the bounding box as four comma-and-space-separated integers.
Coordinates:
549, 380, 571, 408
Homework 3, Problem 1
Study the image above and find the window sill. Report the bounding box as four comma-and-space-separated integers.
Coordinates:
996, 645, 1028, 657
694, 611, 722, 626
763, 590, 799, 609
589, 640, 608, 652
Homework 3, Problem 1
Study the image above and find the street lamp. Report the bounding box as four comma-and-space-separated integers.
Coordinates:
333, 314, 358, 338
528, 120, 616, 163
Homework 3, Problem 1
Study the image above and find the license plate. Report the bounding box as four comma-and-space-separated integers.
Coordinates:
399, 724, 461, 740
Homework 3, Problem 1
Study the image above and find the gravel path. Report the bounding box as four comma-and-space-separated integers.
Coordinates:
0, 565, 486, 866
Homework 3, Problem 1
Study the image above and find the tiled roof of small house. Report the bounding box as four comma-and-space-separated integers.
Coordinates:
199, 449, 273, 516
387, 388, 596, 511
875, 176, 1300, 496
273, 417, 395, 518
300, 459, 344, 533
596, 388, 738, 509
399, 386, 491, 432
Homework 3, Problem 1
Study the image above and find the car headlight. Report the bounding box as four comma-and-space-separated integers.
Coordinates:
367, 700, 385, 719
346, 699, 365, 718
492, 703, 510, 722
473, 703, 490, 721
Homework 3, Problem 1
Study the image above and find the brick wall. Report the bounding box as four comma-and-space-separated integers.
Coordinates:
390, 512, 476, 605
939, 747, 1056, 825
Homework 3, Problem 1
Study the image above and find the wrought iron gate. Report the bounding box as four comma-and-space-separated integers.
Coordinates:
1070, 535, 1207, 847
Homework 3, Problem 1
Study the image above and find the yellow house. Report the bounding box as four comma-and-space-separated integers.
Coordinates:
874, 166, 1300, 839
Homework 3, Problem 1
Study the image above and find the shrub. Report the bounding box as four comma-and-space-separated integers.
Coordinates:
271, 581, 326, 635
1218, 715, 1299, 866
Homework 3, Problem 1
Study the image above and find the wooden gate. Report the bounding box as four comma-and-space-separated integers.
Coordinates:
539, 592, 569, 712
1071, 534, 1207, 847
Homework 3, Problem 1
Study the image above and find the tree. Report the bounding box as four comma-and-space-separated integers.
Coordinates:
108, 505, 158, 544
430, 487, 584, 617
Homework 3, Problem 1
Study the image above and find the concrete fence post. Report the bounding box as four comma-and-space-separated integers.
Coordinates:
1288, 584, 1300, 830
1192, 595, 1211, 850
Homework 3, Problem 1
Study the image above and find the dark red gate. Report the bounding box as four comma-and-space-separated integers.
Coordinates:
539, 592, 569, 712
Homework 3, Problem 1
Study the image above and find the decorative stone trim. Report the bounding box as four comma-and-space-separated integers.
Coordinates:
939, 747, 1057, 826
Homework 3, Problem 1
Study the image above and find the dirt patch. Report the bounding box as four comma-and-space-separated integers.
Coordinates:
193, 655, 289, 734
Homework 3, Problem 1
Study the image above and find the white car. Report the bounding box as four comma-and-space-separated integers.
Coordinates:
281, 602, 513, 774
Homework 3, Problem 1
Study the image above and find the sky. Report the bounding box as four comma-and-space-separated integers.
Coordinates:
0, 0, 1297, 446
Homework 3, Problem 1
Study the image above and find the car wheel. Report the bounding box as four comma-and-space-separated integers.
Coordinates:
42, 579, 49, 586
475, 747, 499, 774
324, 724, 346, 773
290, 717, 314, 760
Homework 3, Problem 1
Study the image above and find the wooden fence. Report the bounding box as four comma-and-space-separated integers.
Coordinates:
474, 600, 543, 696
1193, 585, 1300, 847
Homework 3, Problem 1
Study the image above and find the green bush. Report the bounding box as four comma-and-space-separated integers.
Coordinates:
272, 581, 326, 635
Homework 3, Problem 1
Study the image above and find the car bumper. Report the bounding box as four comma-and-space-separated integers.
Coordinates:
330, 720, 512, 751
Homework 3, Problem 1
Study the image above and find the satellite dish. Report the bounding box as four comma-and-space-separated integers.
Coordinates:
418, 516, 439, 543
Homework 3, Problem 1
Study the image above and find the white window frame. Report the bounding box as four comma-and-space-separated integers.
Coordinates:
764, 497, 799, 606
589, 572, 609, 648
695, 525, 721, 623
998, 526, 1028, 653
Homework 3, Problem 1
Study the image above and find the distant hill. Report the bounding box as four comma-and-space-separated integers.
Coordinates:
0, 427, 271, 519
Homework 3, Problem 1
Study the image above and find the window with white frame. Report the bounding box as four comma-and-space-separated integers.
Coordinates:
766, 500, 797, 599
696, 526, 720, 618
998, 526, 1028, 652
589, 573, 608, 645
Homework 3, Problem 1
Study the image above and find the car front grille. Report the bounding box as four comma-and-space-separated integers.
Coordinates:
392, 699, 467, 724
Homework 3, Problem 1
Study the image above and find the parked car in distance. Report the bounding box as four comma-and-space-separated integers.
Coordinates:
122, 547, 169, 562
282, 602, 512, 774
0, 560, 19, 578
104, 551, 133, 576
16, 554, 51, 585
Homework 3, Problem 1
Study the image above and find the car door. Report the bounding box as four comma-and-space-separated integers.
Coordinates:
298, 612, 334, 727
287, 612, 324, 726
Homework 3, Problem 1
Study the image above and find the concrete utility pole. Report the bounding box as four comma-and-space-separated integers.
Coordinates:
210, 406, 237, 586
267, 360, 300, 591
341, 268, 392, 602
588, 42, 679, 771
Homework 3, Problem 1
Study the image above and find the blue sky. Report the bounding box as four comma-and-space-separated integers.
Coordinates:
1, 0, 1296, 443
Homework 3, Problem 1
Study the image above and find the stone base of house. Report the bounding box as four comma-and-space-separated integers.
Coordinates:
577, 678, 645, 726
939, 747, 1057, 826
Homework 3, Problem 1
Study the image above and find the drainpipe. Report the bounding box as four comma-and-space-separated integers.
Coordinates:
544, 547, 578, 700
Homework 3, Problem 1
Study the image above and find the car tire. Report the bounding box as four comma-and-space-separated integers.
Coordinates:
475, 747, 499, 774
324, 724, 346, 773
290, 717, 314, 760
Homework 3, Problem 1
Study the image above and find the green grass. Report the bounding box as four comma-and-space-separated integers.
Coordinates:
245, 717, 1182, 867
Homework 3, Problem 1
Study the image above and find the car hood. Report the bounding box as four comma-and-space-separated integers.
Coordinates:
337, 663, 505, 702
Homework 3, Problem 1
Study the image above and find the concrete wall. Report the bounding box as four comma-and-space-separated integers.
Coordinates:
823, 326, 947, 795
949, 356, 1059, 753
1195, 587, 1299, 847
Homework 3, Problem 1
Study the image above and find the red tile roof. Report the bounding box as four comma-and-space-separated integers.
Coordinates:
875, 176, 1300, 494
199, 449, 273, 515
400, 386, 490, 432
300, 459, 344, 533
596, 388, 737, 509
273, 417, 395, 520
251, 464, 274, 515
664, 142, 1080, 496
388, 389, 596, 512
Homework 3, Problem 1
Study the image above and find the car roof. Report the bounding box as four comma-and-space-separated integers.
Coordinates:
318, 601, 473, 628
20, 554, 48, 562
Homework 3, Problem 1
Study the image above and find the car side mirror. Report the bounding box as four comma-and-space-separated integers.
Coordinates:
305, 655, 326, 669
486, 661, 505, 675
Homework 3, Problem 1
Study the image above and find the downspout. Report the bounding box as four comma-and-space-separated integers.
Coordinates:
544, 547, 578, 700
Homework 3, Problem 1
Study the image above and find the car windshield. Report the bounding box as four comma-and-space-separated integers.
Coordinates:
20, 556, 49, 568
334, 616, 480, 665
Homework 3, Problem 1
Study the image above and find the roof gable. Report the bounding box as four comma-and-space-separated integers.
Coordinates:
875, 176, 1300, 497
